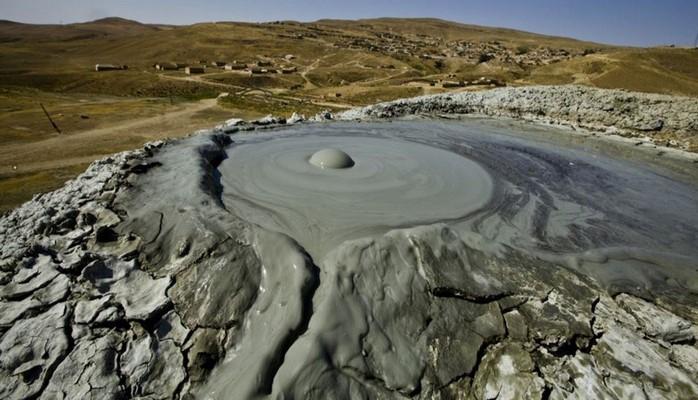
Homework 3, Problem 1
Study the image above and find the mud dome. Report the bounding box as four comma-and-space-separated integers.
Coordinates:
308, 148, 355, 169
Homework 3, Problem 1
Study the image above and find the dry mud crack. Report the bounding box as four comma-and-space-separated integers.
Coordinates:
1, 85, 698, 400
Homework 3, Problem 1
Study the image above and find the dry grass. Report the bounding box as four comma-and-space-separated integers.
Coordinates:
529, 49, 698, 97
206, 72, 306, 90
218, 93, 339, 118
0, 164, 89, 214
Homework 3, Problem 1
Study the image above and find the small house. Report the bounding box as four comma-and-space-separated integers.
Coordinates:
225, 63, 246, 71
155, 62, 178, 71
247, 67, 267, 74
256, 60, 272, 67
442, 81, 465, 88
212, 61, 227, 67
284, 54, 296, 60
280, 66, 297, 74
185, 66, 206, 75
95, 64, 126, 72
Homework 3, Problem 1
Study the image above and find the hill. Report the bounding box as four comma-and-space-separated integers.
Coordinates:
316, 17, 603, 48
1, 17, 696, 98
0, 17, 157, 42
0, 16, 697, 212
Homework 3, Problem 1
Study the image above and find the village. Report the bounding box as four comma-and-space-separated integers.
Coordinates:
96, 55, 298, 75
93, 40, 577, 93
95, 54, 505, 92
330, 27, 592, 67
93, 21, 595, 94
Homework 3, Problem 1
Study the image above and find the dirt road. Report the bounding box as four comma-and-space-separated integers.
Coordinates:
0, 98, 231, 212
0, 98, 220, 176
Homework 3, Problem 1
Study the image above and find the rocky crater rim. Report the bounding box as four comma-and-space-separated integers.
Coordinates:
335, 85, 698, 154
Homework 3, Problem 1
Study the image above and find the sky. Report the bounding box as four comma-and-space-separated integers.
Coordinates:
1, 0, 697, 47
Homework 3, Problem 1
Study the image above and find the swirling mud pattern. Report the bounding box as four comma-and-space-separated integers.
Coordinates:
221, 120, 698, 290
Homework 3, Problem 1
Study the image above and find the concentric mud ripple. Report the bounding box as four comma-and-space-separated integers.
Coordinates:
220, 134, 493, 258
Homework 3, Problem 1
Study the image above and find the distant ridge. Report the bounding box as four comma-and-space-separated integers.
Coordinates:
0, 16, 602, 46
0, 16, 159, 42
79, 17, 144, 25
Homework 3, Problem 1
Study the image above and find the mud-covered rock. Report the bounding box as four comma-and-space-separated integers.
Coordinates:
41, 330, 125, 400
0, 303, 70, 399
169, 238, 260, 329
616, 293, 694, 343
120, 323, 186, 399
471, 342, 545, 400
185, 328, 226, 384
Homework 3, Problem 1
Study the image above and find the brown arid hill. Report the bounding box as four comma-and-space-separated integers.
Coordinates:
315, 17, 604, 48
0, 16, 697, 212
0, 17, 159, 42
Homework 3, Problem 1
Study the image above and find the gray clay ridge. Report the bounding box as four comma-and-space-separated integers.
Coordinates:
1, 85, 697, 400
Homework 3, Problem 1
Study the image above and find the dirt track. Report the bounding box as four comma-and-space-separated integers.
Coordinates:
0, 98, 219, 177
0, 98, 229, 212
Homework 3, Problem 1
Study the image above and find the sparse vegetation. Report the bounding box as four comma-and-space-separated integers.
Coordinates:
217, 93, 337, 117
516, 45, 531, 55
478, 53, 494, 63
1, 16, 697, 211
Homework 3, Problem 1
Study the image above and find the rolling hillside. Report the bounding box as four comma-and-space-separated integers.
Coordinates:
1, 17, 696, 97
1, 17, 697, 212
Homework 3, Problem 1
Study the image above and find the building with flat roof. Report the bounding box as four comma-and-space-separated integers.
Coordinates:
95, 64, 126, 71
155, 62, 178, 71
185, 66, 206, 75
224, 63, 246, 70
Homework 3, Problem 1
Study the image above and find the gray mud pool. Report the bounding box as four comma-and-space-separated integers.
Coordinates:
220, 120, 698, 293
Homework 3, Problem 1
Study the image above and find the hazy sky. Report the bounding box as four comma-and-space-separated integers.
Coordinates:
1, 0, 697, 46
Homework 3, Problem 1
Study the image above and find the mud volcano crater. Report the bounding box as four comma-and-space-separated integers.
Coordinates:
2, 118, 698, 400
220, 132, 493, 258
219, 122, 698, 289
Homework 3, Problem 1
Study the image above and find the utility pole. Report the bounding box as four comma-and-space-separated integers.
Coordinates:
40, 103, 62, 134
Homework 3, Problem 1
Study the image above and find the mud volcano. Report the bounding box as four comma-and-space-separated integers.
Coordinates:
218, 122, 698, 284
1, 118, 698, 400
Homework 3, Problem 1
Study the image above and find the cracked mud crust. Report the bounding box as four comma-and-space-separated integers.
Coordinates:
1, 89, 698, 399
338, 85, 698, 153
